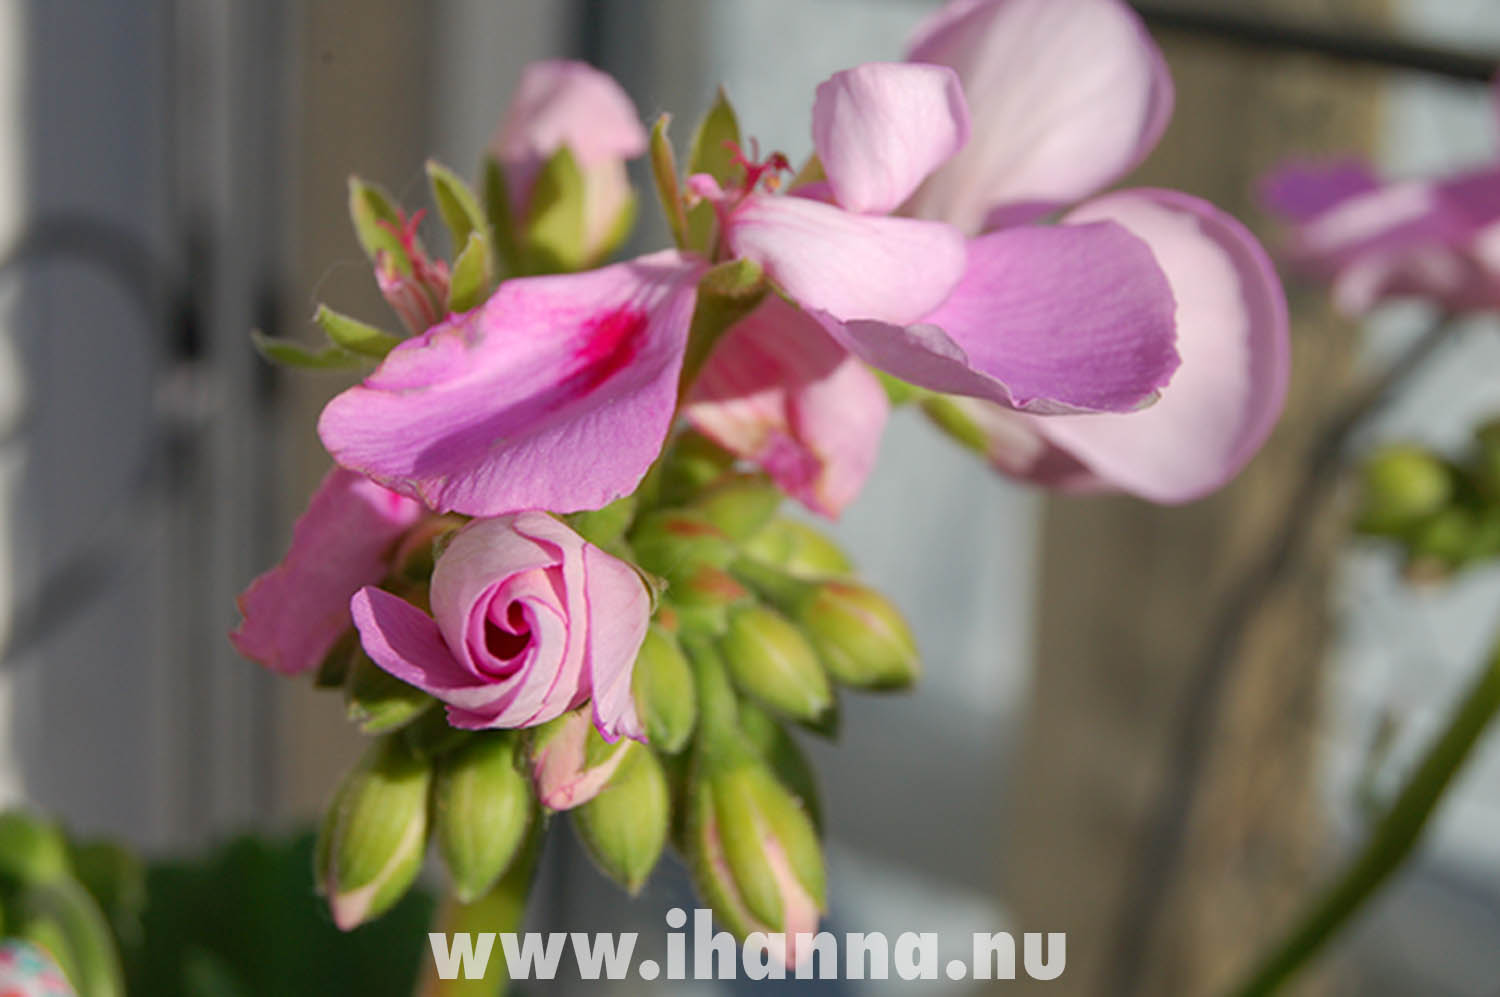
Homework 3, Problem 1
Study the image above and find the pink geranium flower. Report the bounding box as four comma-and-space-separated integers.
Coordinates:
896, 0, 1290, 505
350, 512, 650, 740
1260, 77, 1500, 316
319, 55, 1183, 518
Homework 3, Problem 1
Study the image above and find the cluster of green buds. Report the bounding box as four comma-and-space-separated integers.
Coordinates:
0, 811, 140, 996
1355, 418, 1500, 580
311, 430, 920, 953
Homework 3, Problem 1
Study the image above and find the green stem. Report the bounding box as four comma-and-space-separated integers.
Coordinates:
1229, 641, 1500, 997
417, 824, 544, 997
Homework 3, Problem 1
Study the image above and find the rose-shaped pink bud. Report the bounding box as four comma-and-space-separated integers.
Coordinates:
528, 707, 633, 811
350, 512, 649, 740
489, 60, 648, 267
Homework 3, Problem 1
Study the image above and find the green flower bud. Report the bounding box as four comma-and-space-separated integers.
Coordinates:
732, 560, 920, 690
529, 708, 631, 810
574, 745, 669, 894
11, 877, 124, 997
0, 811, 71, 886
345, 645, 435, 734
1357, 445, 1452, 537
687, 760, 825, 943
741, 519, 852, 578
1405, 505, 1480, 581
631, 624, 697, 753
689, 473, 783, 542
319, 736, 432, 931
630, 510, 737, 579
433, 734, 534, 903
719, 605, 833, 723
800, 580, 921, 689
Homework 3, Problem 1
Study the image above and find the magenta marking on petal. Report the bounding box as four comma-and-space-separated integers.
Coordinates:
570, 306, 650, 392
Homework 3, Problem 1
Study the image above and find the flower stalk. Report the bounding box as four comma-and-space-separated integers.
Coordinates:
1229, 639, 1500, 997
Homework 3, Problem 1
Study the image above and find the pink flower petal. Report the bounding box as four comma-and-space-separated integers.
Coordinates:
1028, 189, 1290, 503
906, 0, 1172, 232
812, 62, 969, 215
817, 220, 1180, 413
580, 544, 650, 742
687, 296, 888, 516
230, 468, 425, 675
725, 193, 965, 325
350, 586, 511, 715
318, 251, 704, 516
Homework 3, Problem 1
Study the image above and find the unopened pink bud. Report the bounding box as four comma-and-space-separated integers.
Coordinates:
529, 709, 631, 811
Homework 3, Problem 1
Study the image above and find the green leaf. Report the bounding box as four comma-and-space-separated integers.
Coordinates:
250, 331, 362, 370
649, 114, 689, 251
314, 306, 402, 359
481, 156, 524, 277
524, 145, 588, 273
686, 88, 742, 253
677, 258, 768, 394
347, 177, 408, 272
447, 232, 490, 313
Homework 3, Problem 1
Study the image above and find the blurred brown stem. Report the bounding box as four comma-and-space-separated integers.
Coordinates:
1105, 312, 1463, 997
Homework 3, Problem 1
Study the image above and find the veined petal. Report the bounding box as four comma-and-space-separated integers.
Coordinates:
318, 251, 704, 516
906, 0, 1172, 232
1030, 189, 1290, 503
725, 194, 965, 325
812, 62, 969, 215
230, 468, 425, 675
819, 221, 1179, 413
351, 586, 509, 714
687, 297, 889, 516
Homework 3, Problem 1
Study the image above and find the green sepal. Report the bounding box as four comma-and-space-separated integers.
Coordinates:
427, 159, 492, 268
250, 330, 362, 370
685, 88, 742, 254
574, 746, 670, 894
345, 646, 436, 734
401, 706, 476, 762
524, 145, 588, 273
348, 177, 408, 270
482, 156, 524, 277
447, 231, 490, 314
649, 115, 690, 251
315, 305, 403, 359
922, 394, 992, 455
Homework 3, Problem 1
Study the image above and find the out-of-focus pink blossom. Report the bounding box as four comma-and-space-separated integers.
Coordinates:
491, 60, 648, 261
349, 512, 649, 740
230, 468, 426, 675
1261, 155, 1500, 316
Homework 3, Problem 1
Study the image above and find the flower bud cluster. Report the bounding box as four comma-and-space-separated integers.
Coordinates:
1355, 419, 1500, 581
